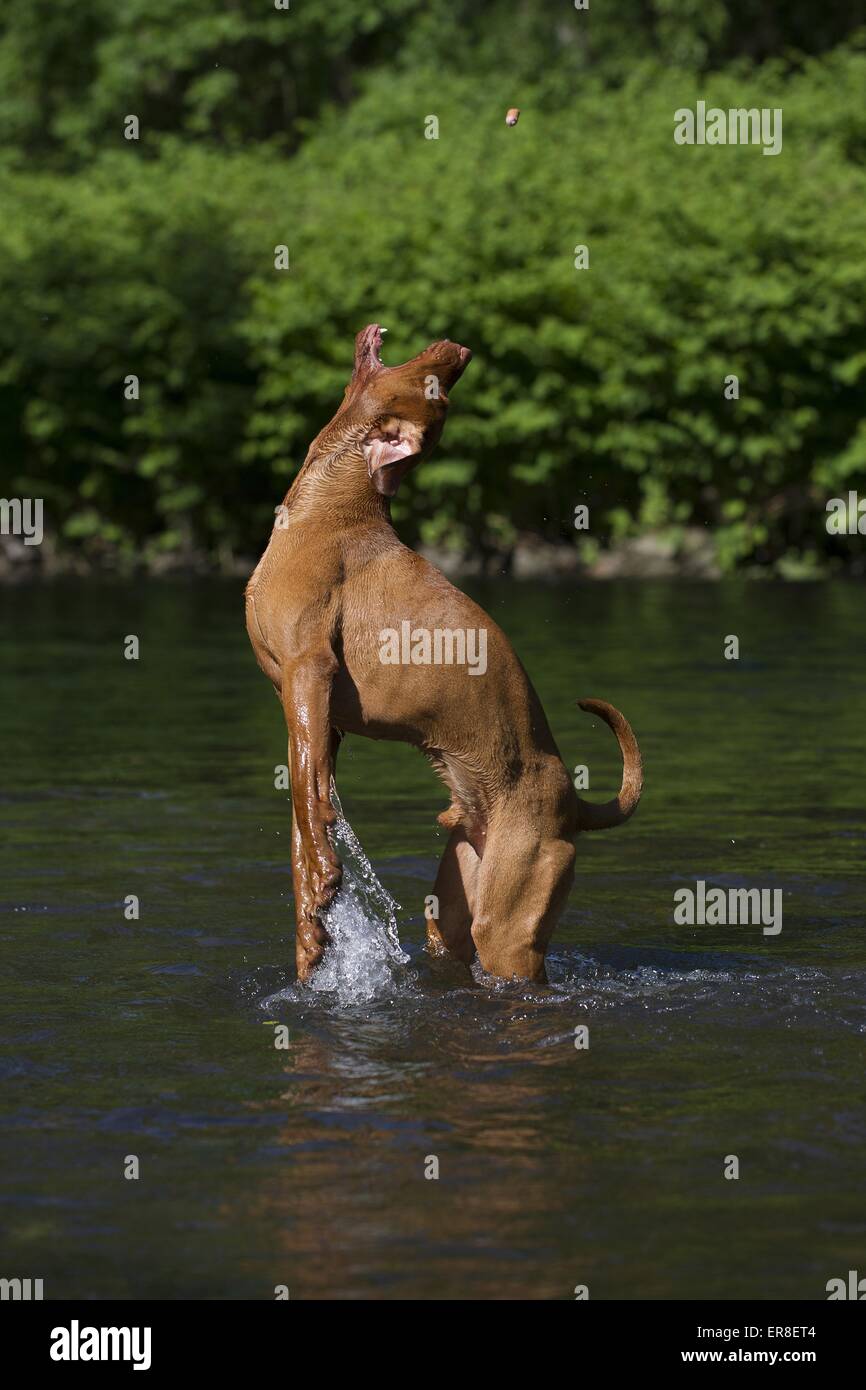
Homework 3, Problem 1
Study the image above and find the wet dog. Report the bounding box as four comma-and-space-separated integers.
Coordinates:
246, 325, 641, 982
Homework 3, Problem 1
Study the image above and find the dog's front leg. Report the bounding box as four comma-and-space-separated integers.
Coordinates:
281, 655, 341, 980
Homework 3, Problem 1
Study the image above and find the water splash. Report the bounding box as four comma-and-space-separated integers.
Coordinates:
308, 783, 409, 1005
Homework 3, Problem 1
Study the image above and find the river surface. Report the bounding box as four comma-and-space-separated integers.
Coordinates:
1, 578, 863, 1299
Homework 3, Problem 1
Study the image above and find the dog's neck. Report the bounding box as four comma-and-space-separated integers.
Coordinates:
281, 445, 392, 525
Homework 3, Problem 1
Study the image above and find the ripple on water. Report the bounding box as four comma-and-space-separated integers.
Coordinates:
247, 803, 864, 1049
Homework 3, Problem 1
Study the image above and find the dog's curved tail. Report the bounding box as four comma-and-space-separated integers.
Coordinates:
573, 698, 642, 832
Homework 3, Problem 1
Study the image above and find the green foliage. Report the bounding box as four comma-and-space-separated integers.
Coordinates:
0, 1, 860, 165
0, 1, 865, 571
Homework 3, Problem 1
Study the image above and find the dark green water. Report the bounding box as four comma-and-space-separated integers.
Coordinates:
1, 579, 863, 1300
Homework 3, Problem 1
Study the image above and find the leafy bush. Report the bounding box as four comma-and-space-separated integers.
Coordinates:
1, 18, 865, 571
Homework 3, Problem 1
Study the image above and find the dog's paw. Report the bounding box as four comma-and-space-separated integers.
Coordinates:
296, 920, 330, 980
311, 862, 342, 912
308, 835, 341, 894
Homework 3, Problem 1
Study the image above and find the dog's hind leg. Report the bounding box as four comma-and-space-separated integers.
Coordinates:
426, 827, 479, 966
470, 830, 575, 984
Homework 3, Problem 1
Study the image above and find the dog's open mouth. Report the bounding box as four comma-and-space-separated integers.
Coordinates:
355, 324, 471, 382
356, 323, 387, 374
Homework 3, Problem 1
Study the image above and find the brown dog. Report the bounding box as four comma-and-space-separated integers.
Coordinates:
246, 325, 642, 984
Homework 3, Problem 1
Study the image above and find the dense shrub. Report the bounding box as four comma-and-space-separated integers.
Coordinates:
1, 12, 864, 572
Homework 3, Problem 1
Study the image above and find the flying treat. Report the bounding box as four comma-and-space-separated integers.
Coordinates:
505, 108, 520, 126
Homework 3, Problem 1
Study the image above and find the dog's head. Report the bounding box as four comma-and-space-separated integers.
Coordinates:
309, 324, 471, 496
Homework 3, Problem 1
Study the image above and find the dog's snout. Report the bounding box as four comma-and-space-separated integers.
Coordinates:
429, 338, 472, 386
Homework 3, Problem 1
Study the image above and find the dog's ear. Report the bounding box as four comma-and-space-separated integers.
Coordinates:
362, 416, 426, 496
